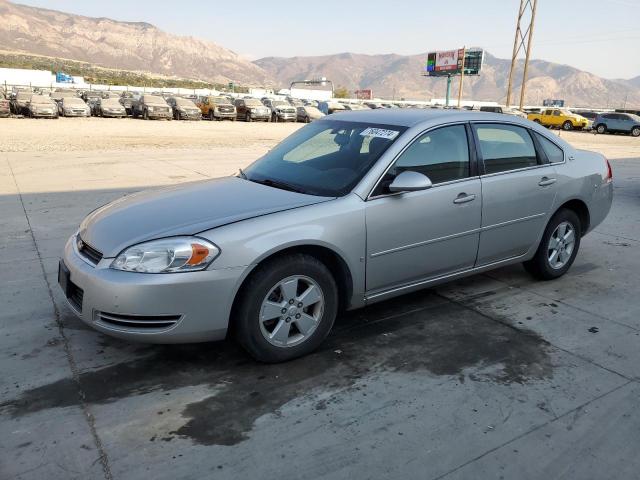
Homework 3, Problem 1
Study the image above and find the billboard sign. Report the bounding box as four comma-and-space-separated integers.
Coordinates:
355, 89, 373, 100
424, 48, 484, 77
543, 99, 565, 107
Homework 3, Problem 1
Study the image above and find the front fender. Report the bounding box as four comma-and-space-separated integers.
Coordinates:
198, 194, 367, 309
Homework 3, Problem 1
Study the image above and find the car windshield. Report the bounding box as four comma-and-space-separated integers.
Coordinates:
64, 98, 85, 106
213, 97, 231, 104
272, 100, 287, 107
144, 96, 165, 103
628, 113, 640, 122
245, 99, 263, 106
103, 99, 122, 107
31, 96, 52, 104
175, 98, 196, 106
243, 120, 407, 197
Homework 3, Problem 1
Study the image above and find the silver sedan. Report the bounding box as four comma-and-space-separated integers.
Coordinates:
59, 110, 613, 362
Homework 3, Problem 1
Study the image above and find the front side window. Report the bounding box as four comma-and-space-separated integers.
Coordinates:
373, 125, 470, 195
244, 120, 407, 197
475, 124, 538, 174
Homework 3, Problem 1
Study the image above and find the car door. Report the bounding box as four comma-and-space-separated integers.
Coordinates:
473, 122, 558, 266
618, 114, 633, 132
365, 124, 482, 294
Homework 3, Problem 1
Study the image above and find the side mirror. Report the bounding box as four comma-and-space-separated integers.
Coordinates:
388, 171, 433, 193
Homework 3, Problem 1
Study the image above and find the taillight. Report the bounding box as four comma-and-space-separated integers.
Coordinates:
604, 158, 613, 183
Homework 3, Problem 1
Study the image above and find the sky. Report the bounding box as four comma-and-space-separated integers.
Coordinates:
14, 0, 640, 79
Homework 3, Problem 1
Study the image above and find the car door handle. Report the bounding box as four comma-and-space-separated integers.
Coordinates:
453, 193, 476, 204
539, 177, 557, 187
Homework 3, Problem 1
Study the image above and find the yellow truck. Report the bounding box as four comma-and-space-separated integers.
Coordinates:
527, 108, 589, 131
197, 96, 237, 121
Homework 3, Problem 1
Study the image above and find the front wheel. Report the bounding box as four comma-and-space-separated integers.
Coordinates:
234, 254, 338, 363
562, 120, 573, 131
523, 209, 581, 280
631, 126, 640, 137
596, 124, 606, 134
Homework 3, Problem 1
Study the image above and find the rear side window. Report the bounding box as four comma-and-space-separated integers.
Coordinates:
474, 124, 538, 174
535, 133, 564, 163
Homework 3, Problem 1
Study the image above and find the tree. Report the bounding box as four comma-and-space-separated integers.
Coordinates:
333, 87, 349, 98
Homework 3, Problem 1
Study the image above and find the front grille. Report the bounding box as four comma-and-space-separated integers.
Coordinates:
68, 281, 84, 312
96, 311, 182, 331
77, 237, 103, 265
219, 105, 234, 113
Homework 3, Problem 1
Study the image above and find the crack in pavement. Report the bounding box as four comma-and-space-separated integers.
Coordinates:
432, 379, 635, 480
6, 157, 113, 480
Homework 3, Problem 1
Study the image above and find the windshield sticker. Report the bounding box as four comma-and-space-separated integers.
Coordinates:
360, 127, 400, 140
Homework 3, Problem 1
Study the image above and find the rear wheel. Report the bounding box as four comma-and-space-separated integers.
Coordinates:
631, 126, 640, 137
523, 209, 581, 280
143, 109, 149, 120
562, 120, 573, 131
234, 254, 338, 363
596, 124, 607, 134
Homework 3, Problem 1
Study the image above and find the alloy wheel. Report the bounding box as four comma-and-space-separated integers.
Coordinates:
259, 275, 324, 347
547, 221, 576, 269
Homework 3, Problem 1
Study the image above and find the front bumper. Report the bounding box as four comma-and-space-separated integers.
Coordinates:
31, 110, 58, 118
102, 111, 127, 118
177, 111, 203, 120
147, 111, 172, 119
63, 111, 90, 117
276, 113, 297, 122
214, 110, 236, 119
60, 236, 245, 343
248, 111, 270, 120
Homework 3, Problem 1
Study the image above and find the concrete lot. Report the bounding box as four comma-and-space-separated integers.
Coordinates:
1, 119, 639, 479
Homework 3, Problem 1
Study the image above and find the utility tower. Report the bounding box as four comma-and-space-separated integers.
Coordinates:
505, 0, 538, 109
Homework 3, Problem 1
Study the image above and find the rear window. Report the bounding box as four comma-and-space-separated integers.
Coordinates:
474, 124, 538, 174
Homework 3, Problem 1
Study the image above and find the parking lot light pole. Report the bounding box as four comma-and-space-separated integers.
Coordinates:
445, 74, 452, 107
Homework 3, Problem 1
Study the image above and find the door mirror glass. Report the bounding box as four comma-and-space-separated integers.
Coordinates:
389, 171, 433, 193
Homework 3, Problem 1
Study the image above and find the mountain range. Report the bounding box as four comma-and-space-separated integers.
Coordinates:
1, 0, 638, 107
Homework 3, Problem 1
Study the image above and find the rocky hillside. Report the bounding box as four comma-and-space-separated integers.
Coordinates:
1, 0, 638, 107
0, 0, 270, 85
255, 52, 640, 108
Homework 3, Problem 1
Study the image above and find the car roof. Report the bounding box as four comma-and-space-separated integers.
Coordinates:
326, 108, 533, 128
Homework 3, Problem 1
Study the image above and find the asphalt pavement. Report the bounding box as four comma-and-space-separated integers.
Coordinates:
1, 150, 639, 480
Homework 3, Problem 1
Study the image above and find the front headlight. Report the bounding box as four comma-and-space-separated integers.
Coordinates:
111, 237, 220, 273
147, 106, 155, 111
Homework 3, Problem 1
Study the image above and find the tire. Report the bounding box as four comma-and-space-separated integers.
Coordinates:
562, 120, 573, 131
272, 113, 278, 123
234, 254, 338, 363
209, 110, 215, 121
305, 116, 310, 123
246, 112, 252, 122
143, 109, 149, 120
596, 124, 606, 134
523, 209, 581, 280
631, 126, 640, 137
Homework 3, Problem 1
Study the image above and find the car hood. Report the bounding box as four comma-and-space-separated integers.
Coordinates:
79, 176, 333, 257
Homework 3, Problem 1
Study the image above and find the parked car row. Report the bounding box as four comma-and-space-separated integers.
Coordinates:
4, 88, 638, 135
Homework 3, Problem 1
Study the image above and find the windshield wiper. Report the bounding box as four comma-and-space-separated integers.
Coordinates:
251, 178, 308, 194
